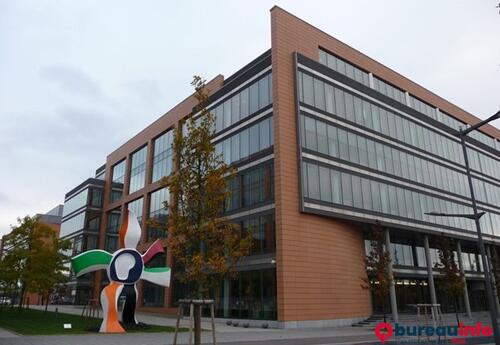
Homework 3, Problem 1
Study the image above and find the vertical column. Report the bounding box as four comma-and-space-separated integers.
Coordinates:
457, 240, 472, 318
223, 277, 230, 318
384, 229, 398, 323
424, 235, 438, 306
368, 72, 375, 89
405, 91, 411, 107
486, 245, 500, 314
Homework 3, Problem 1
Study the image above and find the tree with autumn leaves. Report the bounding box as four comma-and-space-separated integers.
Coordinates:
362, 223, 392, 322
163, 76, 252, 299
0, 215, 71, 310
434, 237, 464, 326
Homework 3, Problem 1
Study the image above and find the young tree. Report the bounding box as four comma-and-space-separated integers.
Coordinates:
0, 253, 21, 310
165, 76, 252, 298
362, 223, 393, 322
30, 234, 71, 311
435, 237, 464, 326
164, 76, 252, 344
1, 216, 71, 309
489, 246, 500, 303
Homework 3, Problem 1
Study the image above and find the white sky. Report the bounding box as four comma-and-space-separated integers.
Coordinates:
1, 0, 499, 235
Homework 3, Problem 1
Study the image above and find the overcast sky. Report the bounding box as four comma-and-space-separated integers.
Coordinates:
1, 1, 499, 235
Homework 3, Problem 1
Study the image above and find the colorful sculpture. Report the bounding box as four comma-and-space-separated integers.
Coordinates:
72, 210, 170, 333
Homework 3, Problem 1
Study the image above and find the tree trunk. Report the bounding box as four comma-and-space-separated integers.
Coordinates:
18, 284, 26, 309
382, 295, 386, 323
44, 293, 49, 312
454, 297, 460, 327
194, 304, 201, 345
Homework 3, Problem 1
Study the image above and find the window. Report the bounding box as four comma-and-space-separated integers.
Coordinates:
107, 210, 121, 234
129, 146, 148, 193
319, 166, 332, 202
63, 189, 89, 217
111, 160, 126, 202
227, 162, 274, 212
211, 74, 272, 134
152, 130, 174, 182
128, 198, 144, 223
90, 188, 103, 207
240, 213, 275, 255
374, 76, 406, 104
306, 163, 320, 200
60, 212, 86, 238
319, 49, 370, 87
148, 188, 169, 241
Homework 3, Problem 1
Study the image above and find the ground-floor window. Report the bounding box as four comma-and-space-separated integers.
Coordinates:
371, 278, 488, 314
142, 282, 165, 307
172, 268, 277, 320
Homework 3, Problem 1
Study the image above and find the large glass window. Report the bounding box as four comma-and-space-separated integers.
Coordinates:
60, 212, 86, 238
129, 146, 148, 193
212, 73, 272, 133
214, 269, 276, 320
226, 162, 274, 212
302, 161, 478, 232
299, 114, 500, 216
240, 213, 275, 255
63, 189, 89, 217
127, 197, 144, 223
148, 188, 169, 241
111, 160, 126, 202
373, 76, 406, 104
107, 211, 121, 234
215, 116, 273, 165
319, 49, 369, 87
152, 130, 174, 182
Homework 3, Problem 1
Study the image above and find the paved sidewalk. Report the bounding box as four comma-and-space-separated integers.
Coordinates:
0, 329, 378, 345
29, 304, 262, 332
4, 305, 379, 345
0, 327, 18, 338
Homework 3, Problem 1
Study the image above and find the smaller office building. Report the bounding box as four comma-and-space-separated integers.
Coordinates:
59, 166, 105, 304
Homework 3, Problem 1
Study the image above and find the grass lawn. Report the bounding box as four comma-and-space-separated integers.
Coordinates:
0, 307, 185, 335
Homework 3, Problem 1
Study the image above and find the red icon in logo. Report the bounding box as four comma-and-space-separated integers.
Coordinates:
375, 322, 393, 343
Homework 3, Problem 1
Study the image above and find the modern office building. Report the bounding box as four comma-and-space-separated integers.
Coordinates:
69, 7, 500, 327
59, 167, 105, 304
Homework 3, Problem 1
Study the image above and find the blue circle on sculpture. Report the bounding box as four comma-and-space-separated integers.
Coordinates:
108, 249, 143, 284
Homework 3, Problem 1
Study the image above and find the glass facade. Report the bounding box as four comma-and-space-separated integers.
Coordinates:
239, 213, 275, 255
152, 130, 174, 182
226, 162, 274, 213
127, 197, 144, 223
63, 189, 88, 217
129, 146, 148, 194
106, 210, 121, 252
320, 49, 500, 152
215, 116, 273, 165
319, 49, 370, 87
60, 212, 86, 238
297, 68, 500, 237
373, 76, 406, 104
217, 269, 276, 320
148, 188, 169, 241
111, 160, 126, 202
212, 73, 272, 134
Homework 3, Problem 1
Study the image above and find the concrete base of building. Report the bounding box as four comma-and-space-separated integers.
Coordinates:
278, 316, 369, 329
203, 316, 368, 329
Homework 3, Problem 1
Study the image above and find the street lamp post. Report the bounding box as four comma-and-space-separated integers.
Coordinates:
427, 110, 500, 345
